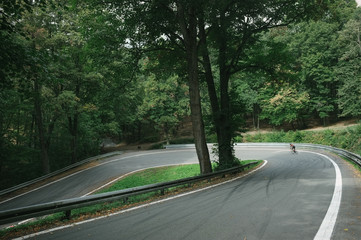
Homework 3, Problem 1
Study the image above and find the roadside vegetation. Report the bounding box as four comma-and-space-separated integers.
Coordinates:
0, 161, 261, 240
1, 1, 361, 189
97, 160, 258, 194
238, 124, 361, 156
237, 124, 361, 173
1, 0, 360, 238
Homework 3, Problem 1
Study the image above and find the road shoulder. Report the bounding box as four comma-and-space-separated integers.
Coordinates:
327, 153, 361, 240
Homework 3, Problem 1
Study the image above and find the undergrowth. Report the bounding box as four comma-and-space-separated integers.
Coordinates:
238, 124, 361, 155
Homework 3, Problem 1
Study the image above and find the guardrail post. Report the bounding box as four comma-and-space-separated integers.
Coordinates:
65, 210, 72, 220
2, 146, 360, 227
160, 189, 165, 195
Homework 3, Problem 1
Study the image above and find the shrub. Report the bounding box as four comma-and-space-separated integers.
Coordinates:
169, 138, 194, 144
239, 124, 361, 156
148, 142, 166, 150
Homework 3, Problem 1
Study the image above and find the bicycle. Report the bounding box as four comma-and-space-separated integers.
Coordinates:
290, 143, 296, 154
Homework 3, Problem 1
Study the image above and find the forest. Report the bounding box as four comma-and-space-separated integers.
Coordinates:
1, 0, 360, 189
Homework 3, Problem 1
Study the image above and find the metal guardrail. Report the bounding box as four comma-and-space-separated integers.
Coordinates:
296, 143, 361, 167
232, 142, 361, 167
166, 143, 361, 167
1, 142, 360, 226
0, 151, 123, 197
0, 161, 259, 225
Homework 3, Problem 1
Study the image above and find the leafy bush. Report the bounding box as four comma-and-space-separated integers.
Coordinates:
148, 142, 166, 150
169, 138, 194, 144
139, 135, 160, 144
0, 145, 42, 190
240, 124, 361, 155
206, 134, 218, 143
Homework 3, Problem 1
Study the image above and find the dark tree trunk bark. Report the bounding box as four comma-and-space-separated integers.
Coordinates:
199, 16, 221, 143
176, 2, 212, 174
33, 78, 50, 174
68, 113, 78, 164
217, 11, 236, 168
199, 12, 236, 169
68, 82, 80, 164
218, 71, 235, 168
0, 114, 4, 177
187, 53, 212, 174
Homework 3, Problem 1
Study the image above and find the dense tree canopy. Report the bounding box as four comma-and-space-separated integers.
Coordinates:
0, 0, 360, 188
337, 8, 361, 116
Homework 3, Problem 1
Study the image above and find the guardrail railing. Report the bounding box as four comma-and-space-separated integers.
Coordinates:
299, 143, 361, 167
232, 142, 361, 167
0, 151, 123, 197
166, 142, 361, 167
0, 161, 259, 225
2, 142, 360, 227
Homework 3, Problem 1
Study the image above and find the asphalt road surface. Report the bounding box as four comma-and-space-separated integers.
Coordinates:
0, 149, 200, 210
3, 146, 361, 239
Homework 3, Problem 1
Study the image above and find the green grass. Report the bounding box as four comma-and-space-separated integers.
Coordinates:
341, 156, 361, 173
239, 124, 361, 172
1, 161, 261, 239
97, 161, 259, 193
96, 164, 201, 193
240, 124, 361, 155
240, 160, 259, 165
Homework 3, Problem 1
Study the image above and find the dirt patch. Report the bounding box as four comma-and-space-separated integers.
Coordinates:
303, 119, 358, 132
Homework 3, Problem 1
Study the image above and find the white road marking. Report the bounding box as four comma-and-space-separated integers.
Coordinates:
83, 163, 196, 196
300, 151, 342, 240
14, 161, 268, 240
0, 149, 196, 205
8, 148, 345, 240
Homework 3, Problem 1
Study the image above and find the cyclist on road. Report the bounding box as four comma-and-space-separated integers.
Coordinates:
290, 143, 296, 153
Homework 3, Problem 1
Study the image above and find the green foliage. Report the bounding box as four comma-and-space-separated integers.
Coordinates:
211, 142, 241, 171
337, 8, 361, 117
0, 144, 42, 189
169, 138, 195, 144
137, 73, 189, 141
232, 3, 359, 129
1, 0, 361, 188
260, 85, 310, 126
297, 21, 339, 120
242, 124, 361, 155
97, 165, 201, 193
243, 130, 308, 143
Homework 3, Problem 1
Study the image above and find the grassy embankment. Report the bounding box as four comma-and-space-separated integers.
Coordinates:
97, 160, 258, 194
237, 123, 361, 172
238, 124, 361, 153
0, 160, 260, 239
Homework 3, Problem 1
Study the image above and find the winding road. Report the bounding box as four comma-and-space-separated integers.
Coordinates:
1, 145, 361, 239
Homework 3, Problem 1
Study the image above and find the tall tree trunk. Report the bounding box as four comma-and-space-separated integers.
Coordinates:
176, 3, 212, 174
33, 78, 50, 174
199, 11, 236, 169
198, 16, 221, 144
0, 114, 4, 178
217, 11, 236, 168
69, 81, 80, 164
68, 113, 78, 164
218, 72, 235, 168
